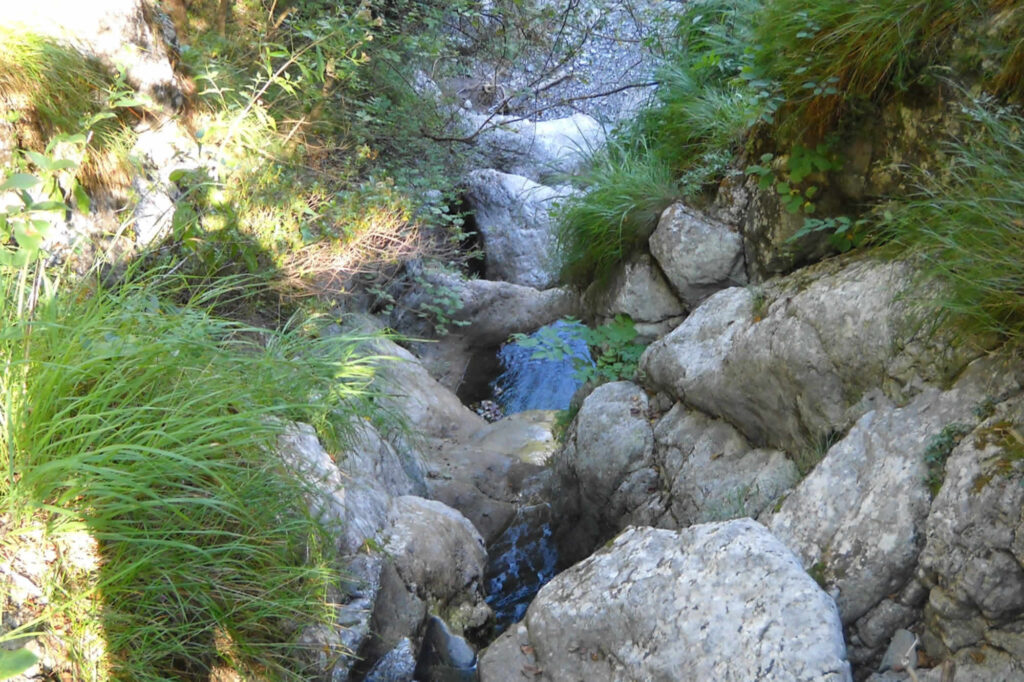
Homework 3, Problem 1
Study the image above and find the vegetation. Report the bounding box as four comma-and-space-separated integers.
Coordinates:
553, 0, 1024, 351
0, 265, 384, 680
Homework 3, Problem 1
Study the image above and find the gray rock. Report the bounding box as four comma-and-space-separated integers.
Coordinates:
856, 600, 921, 651
553, 382, 655, 547
640, 259, 977, 453
364, 637, 416, 682
384, 496, 491, 633
653, 403, 798, 527
769, 382, 990, 627
879, 629, 919, 673
463, 112, 605, 182
584, 253, 686, 338
649, 202, 747, 307
918, 386, 1024, 659
463, 169, 569, 289
479, 521, 851, 681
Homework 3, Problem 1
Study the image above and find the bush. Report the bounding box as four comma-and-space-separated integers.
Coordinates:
0, 266, 383, 680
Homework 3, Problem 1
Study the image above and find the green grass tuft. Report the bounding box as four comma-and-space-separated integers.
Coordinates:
1, 266, 385, 680
884, 98, 1024, 344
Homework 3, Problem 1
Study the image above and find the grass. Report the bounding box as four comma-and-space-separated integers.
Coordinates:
750, 0, 969, 141
554, 138, 680, 288
0, 265, 386, 680
0, 29, 138, 201
883, 98, 1024, 345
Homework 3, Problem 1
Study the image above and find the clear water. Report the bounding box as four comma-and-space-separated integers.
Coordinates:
491, 319, 593, 414
484, 505, 559, 633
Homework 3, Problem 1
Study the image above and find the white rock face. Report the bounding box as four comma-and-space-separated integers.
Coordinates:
464, 112, 605, 182
649, 202, 747, 307
464, 169, 568, 289
479, 520, 852, 681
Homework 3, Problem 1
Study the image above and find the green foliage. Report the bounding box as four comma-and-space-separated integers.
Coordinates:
924, 422, 972, 495
883, 98, 1024, 344
0, 266, 386, 680
511, 315, 647, 385
750, 0, 969, 139
554, 138, 681, 288
0, 648, 38, 680
746, 142, 842, 215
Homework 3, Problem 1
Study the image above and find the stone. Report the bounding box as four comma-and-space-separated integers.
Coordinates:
640, 258, 978, 453
585, 253, 684, 321
413, 616, 478, 682
653, 403, 798, 527
648, 202, 747, 307
768, 381, 993, 627
918, 387, 1024, 658
879, 629, 919, 672
552, 382, 655, 554
479, 521, 851, 681
463, 112, 605, 183
384, 496, 490, 632
463, 169, 569, 289
364, 638, 416, 682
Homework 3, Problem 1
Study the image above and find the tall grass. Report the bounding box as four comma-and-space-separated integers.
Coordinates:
884, 99, 1024, 343
554, 139, 680, 288
750, 0, 969, 140
1, 267, 384, 680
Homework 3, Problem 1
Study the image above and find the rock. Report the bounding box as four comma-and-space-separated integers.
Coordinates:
384, 496, 490, 633
364, 637, 416, 682
649, 202, 747, 307
918, 386, 1024, 660
464, 112, 605, 182
768, 385, 982, 626
640, 258, 978, 453
878, 629, 919, 673
463, 169, 568, 289
390, 265, 580, 348
474, 410, 560, 465
583, 253, 685, 340
376, 337, 487, 441
4, 0, 185, 108
653, 403, 798, 527
551, 382, 655, 558
360, 561, 427, 668
479, 521, 851, 681
413, 616, 478, 682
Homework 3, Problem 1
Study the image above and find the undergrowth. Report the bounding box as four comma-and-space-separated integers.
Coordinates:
884, 97, 1024, 344
0, 265, 385, 680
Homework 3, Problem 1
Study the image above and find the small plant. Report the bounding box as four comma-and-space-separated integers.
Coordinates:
924, 422, 972, 495
746, 142, 842, 215
790, 215, 870, 252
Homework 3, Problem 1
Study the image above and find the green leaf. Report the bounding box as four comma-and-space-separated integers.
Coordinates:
0, 174, 40, 192
776, 182, 791, 195
23, 150, 53, 171
73, 183, 91, 213
0, 648, 38, 679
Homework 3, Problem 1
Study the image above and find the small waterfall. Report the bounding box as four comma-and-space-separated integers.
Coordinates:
483, 505, 558, 634
491, 319, 593, 414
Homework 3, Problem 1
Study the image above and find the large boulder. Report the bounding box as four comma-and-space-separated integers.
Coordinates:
640, 258, 977, 453
551, 381, 656, 558
463, 169, 568, 289
463, 112, 605, 183
383, 496, 491, 634
649, 202, 747, 308
479, 521, 852, 681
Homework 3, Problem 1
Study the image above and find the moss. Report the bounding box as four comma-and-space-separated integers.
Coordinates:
807, 561, 828, 589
